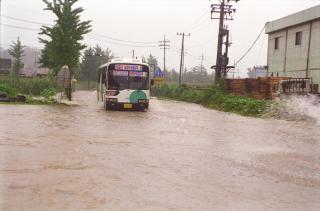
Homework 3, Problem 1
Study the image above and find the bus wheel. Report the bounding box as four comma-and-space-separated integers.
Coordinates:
104, 101, 108, 110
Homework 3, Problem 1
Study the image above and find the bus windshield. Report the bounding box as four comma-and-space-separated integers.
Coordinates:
107, 64, 149, 90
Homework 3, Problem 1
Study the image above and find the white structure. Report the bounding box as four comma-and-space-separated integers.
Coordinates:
266, 5, 320, 84
247, 66, 268, 78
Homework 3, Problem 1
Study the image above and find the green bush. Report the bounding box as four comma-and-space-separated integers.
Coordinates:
0, 76, 56, 96
40, 88, 57, 98
0, 84, 17, 98
151, 84, 270, 117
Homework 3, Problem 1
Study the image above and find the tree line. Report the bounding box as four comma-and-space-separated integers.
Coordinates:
7, 0, 214, 100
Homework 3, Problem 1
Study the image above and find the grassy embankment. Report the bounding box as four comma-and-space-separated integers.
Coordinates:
0, 75, 58, 104
151, 84, 270, 117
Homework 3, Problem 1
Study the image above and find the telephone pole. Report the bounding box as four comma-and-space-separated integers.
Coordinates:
132, 49, 135, 59
159, 35, 170, 72
0, 0, 2, 54
211, 0, 239, 82
200, 53, 205, 73
177, 32, 190, 85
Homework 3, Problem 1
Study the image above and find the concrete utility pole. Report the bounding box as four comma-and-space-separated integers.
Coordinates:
159, 35, 170, 73
132, 49, 135, 59
177, 32, 190, 85
211, 0, 239, 82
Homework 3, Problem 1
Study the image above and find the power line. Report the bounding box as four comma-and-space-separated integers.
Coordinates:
234, 25, 266, 66
183, 7, 211, 32
86, 36, 158, 48
159, 35, 170, 71
1, 23, 39, 31
1, 22, 159, 48
188, 38, 213, 49
0, 43, 43, 49
1, 14, 158, 45
255, 31, 266, 64
0, 14, 49, 26
92, 32, 158, 45
189, 19, 212, 34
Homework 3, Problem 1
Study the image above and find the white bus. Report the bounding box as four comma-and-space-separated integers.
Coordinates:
97, 59, 152, 111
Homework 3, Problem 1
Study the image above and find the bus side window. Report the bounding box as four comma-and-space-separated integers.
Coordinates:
102, 72, 106, 83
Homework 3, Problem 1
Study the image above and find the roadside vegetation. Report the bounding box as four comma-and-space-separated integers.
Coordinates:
38, 0, 92, 100
0, 37, 57, 104
151, 83, 270, 117
0, 75, 57, 104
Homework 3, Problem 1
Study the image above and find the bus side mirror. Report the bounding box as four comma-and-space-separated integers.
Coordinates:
151, 79, 154, 86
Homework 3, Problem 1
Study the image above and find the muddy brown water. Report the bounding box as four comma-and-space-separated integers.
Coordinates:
0, 91, 319, 211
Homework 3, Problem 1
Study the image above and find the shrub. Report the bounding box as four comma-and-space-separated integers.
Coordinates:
0, 76, 56, 96
151, 84, 269, 117
0, 84, 17, 98
40, 88, 57, 98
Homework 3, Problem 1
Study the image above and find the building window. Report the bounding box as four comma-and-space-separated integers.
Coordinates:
274, 37, 279, 50
295, 31, 302, 45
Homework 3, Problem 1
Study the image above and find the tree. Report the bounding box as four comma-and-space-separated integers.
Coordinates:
8, 37, 25, 77
146, 54, 159, 69
38, 0, 92, 100
164, 68, 179, 83
163, 65, 213, 85
80, 45, 114, 89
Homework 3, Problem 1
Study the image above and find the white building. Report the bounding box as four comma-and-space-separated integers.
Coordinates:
247, 66, 268, 78
265, 5, 320, 84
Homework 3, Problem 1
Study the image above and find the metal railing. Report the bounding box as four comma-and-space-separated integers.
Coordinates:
280, 78, 312, 94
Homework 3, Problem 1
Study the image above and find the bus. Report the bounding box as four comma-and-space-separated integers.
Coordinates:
97, 59, 153, 111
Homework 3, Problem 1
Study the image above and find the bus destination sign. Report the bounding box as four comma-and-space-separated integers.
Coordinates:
115, 64, 142, 71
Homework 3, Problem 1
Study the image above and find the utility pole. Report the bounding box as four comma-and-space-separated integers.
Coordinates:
34, 51, 37, 66
159, 35, 170, 73
200, 53, 205, 73
0, 0, 2, 55
211, 0, 239, 82
223, 28, 231, 77
177, 32, 190, 85
132, 49, 135, 59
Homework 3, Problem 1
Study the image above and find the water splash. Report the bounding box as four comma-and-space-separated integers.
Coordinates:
288, 95, 320, 124
271, 95, 320, 124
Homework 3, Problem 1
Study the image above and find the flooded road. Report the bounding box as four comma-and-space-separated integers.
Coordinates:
0, 91, 319, 211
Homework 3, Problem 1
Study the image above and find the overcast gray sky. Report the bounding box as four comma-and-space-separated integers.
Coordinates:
1, 0, 320, 76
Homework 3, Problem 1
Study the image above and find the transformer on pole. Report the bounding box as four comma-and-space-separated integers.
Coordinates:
211, 0, 239, 82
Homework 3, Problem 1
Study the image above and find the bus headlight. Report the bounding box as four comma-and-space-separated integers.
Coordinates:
106, 90, 120, 96
138, 99, 148, 103
106, 98, 117, 102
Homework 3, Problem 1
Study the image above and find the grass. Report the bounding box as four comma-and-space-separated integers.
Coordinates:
151, 84, 270, 117
0, 75, 57, 96
0, 75, 58, 104
0, 84, 17, 98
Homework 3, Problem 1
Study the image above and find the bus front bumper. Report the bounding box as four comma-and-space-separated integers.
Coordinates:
105, 102, 149, 110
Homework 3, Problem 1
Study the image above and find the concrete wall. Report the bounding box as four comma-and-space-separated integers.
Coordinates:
267, 19, 320, 84
267, 30, 287, 73
309, 20, 320, 84
266, 5, 320, 33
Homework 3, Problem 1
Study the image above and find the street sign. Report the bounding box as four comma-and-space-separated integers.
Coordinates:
154, 68, 164, 78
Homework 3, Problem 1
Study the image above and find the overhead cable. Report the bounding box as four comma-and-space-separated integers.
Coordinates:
234, 25, 266, 66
